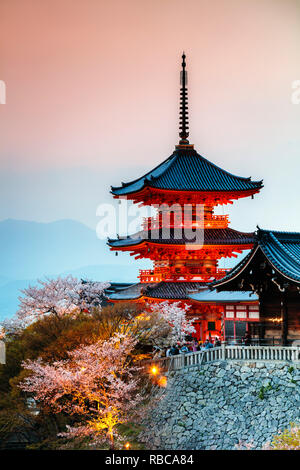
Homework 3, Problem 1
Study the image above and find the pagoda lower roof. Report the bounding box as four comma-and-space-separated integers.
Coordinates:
108, 228, 254, 248
111, 148, 263, 196
106, 280, 259, 302
212, 229, 300, 287
143, 282, 208, 299
106, 281, 207, 301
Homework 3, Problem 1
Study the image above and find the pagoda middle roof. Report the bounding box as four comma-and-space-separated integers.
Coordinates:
108, 227, 255, 248
212, 229, 300, 287
111, 148, 263, 196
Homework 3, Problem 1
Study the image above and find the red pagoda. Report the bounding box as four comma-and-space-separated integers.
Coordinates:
107, 54, 263, 342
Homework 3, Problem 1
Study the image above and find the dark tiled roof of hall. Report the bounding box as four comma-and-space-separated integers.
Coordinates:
212, 229, 300, 286
106, 283, 150, 300
108, 227, 255, 248
111, 148, 263, 196
257, 229, 300, 282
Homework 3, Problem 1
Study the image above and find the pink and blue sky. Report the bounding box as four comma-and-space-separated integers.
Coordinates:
0, 0, 300, 231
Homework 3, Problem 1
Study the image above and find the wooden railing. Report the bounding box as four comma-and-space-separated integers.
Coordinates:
142, 214, 229, 230
138, 268, 231, 283
144, 344, 300, 372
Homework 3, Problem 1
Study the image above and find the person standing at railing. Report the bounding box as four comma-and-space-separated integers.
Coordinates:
169, 345, 179, 356
179, 344, 189, 354
214, 337, 221, 347
241, 332, 251, 346
201, 339, 214, 350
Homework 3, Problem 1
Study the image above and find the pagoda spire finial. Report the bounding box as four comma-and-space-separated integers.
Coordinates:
176, 52, 193, 149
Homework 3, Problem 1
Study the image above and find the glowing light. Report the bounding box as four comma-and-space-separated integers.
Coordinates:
158, 376, 167, 387
269, 318, 282, 323
124, 442, 131, 450
136, 314, 150, 321
150, 365, 159, 376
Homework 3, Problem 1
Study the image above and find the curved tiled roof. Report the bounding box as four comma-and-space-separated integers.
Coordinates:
143, 281, 208, 300
188, 289, 258, 303
106, 281, 259, 302
106, 281, 208, 301
212, 229, 300, 286
108, 228, 254, 248
259, 230, 300, 282
105, 282, 137, 296
111, 148, 263, 196
107, 283, 148, 301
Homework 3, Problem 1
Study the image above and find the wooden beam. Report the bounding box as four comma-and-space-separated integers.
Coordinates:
281, 292, 289, 346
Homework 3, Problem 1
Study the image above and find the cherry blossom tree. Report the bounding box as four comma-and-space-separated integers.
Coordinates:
20, 333, 142, 449
15, 275, 109, 326
138, 301, 196, 349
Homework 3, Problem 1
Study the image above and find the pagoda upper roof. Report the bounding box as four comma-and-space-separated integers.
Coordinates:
212, 229, 300, 287
111, 148, 263, 197
108, 227, 254, 249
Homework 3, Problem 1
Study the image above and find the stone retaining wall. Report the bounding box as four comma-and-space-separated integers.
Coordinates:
139, 360, 300, 450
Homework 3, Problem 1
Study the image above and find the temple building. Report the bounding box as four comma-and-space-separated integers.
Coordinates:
212, 229, 300, 345
107, 54, 263, 342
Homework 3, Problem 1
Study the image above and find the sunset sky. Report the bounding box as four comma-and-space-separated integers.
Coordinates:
0, 0, 300, 232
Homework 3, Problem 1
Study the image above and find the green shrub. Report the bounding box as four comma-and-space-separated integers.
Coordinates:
263, 423, 300, 450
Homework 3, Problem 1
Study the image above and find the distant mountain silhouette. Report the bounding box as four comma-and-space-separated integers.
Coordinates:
0, 219, 149, 320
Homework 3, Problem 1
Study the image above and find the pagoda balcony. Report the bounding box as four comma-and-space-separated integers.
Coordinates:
142, 214, 229, 231
138, 267, 231, 283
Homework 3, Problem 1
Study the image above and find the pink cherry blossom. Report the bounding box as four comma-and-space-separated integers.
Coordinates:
146, 301, 196, 348
20, 332, 142, 448
8, 275, 109, 328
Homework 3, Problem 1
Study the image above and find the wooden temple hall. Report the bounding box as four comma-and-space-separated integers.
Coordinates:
106, 54, 300, 345
213, 230, 300, 346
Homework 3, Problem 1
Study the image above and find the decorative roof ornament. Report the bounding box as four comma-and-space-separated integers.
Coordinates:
176, 52, 194, 150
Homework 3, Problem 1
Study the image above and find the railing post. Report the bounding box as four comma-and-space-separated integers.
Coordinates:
184, 353, 187, 368
221, 341, 226, 360
291, 348, 298, 362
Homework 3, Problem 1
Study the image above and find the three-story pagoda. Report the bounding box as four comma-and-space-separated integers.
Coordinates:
107, 54, 263, 341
